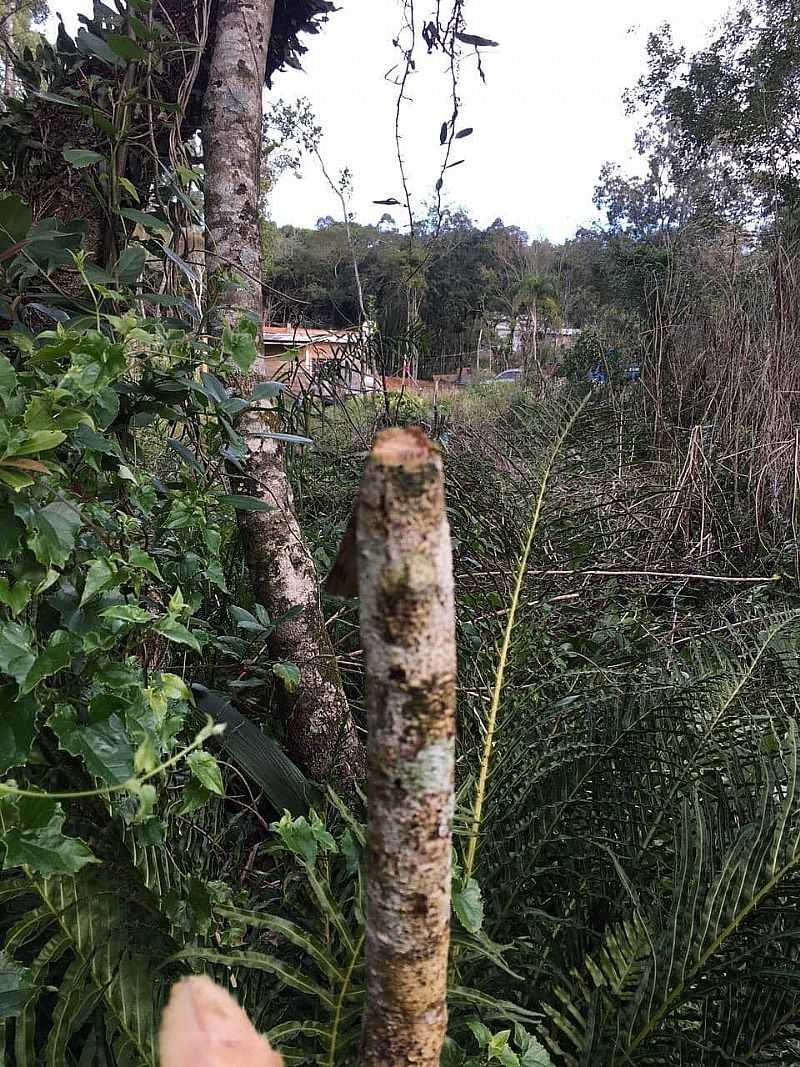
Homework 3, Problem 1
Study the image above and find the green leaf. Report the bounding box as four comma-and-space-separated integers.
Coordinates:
272, 661, 300, 693
453, 877, 484, 933
29, 500, 82, 568
0, 621, 34, 687
200, 372, 228, 405
0, 953, 35, 1019
496, 1047, 521, 1067
73, 425, 122, 457
100, 604, 152, 623
48, 705, 135, 785
467, 1020, 493, 1049
0, 354, 17, 401
128, 547, 162, 580
80, 558, 118, 605
118, 208, 171, 237
271, 810, 336, 866
62, 148, 104, 169
514, 1026, 553, 1067
0, 194, 32, 252
229, 605, 267, 632
116, 245, 146, 285
0, 798, 97, 876
21, 631, 72, 694
0, 468, 34, 491
441, 1037, 466, 1067
178, 779, 211, 815
218, 494, 274, 513
0, 687, 37, 774
5, 430, 66, 457
250, 381, 285, 402
154, 616, 201, 652
160, 673, 192, 702
105, 33, 147, 60
0, 577, 31, 617
187, 751, 225, 796
222, 320, 258, 373
75, 29, 123, 67
0, 508, 23, 560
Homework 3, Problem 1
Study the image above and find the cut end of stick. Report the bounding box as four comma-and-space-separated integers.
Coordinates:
372, 427, 438, 467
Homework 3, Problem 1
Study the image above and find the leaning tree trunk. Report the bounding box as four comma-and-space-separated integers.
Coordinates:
357, 428, 457, 1067
201, 0, 363, 786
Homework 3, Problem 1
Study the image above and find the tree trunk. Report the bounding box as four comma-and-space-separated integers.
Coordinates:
201, 0, 363, 787
357, 428, 457, 1067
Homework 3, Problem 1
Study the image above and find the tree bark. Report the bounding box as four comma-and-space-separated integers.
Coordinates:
201, 0, 363, 786
357, 428, 457, 1067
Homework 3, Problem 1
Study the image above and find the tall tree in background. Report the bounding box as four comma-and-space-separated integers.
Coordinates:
0, 0, 47, 95
201, 0, 363, 786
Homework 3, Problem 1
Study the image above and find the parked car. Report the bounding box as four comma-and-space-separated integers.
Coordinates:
486, 368, 524, 385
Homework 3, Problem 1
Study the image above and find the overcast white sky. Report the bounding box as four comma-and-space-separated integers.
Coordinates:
51, 1, 732, 242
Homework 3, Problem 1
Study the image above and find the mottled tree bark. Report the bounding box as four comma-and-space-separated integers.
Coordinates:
201, 0, 363, 786
357, 428, 457, 1067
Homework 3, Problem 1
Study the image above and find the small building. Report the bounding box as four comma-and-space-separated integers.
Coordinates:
263, 323, 379, 400
545, 327, 582, 350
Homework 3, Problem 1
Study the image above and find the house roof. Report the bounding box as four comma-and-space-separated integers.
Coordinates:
263, 324, 359, 346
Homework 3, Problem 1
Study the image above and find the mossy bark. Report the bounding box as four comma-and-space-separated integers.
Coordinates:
358, 428, 457, 1067
201, 0, 363, 787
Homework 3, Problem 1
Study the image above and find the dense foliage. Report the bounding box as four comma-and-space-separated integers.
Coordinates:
3, 1, 800, 1065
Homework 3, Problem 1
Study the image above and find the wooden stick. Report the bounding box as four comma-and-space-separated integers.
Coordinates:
358, 428, 457, 1067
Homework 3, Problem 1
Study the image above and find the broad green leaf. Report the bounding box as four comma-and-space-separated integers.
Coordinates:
272, 661, 300, 692
467, 1020, 493, 1049
178, 780, 211, 815
128, 547, 162, 579
514, 1026, 553, 1067
222, 320, 258, 373
81, 558, 118, 605
0, 194, 32, 252
105, 32, 147, 60
20, 631, 72, 695
116, 244, 146, 285
118, 175, 140, 202
441, 1037, 466, 1067
0, 798, 96, 876
218, 494, 274, 513
154, 616, 201, 652
453, 877, 484, 933
100, 604, 152, 623
0, 468, 34, 491
5, 430, 66, 457
0, 354, 16, 401
0, 577, 31, 617
271, 810, 336, 867
250, 381, 284, 402
199, 372, 228, 404
62, 148, 104, 169
187, 751, 224, 796
118, 208, 171, 237
73, 425, 122, 456
0, 953, 35, 1019
0, 621, 34, 686
0, 508, 23, 560
160, 673, 192, 702
229, 605, 266, 632
75, 28, 122, 67
0, 686, 37, 773
48, 705, 135, 785
29, 500, 82, 568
